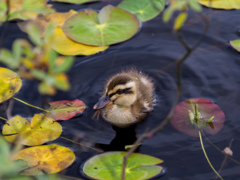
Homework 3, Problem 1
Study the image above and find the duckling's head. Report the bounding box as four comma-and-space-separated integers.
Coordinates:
94, 74, 138, 110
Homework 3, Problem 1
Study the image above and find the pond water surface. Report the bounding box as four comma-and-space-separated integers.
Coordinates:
1, 1, 240, 180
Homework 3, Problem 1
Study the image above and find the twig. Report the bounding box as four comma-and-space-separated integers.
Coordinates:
215, 139, 234, 180
121, 12, 209, 180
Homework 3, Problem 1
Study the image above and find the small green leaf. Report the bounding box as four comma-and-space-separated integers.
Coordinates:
54, 56, 74, 74
31, 69, 46, 80
208, 116, 214, 122
27, 24, 42, 46
48, 50, 58, 73
230, 39, 240, 52
188, 110, 195, 124
188, 0, 202, 12
162, 8, 173, 22
173, 12, 187, 31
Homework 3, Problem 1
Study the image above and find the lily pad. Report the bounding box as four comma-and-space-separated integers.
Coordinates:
199, 0, 240, 9
2, 114, 62, 146
230, 39, 240, 52
171, 98, 225, 137
13, 144, 75, 175
51, 26, 109, 55
45, 99, 86, 120
0, 0, 54, 21
83, 151, 163, 180
0, 67, 22, 103
118, 0, 166, 22
52, 0, 100, 4
63, 5, 140, 46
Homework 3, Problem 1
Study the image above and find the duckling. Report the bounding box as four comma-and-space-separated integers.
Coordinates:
93, 68, 154, 128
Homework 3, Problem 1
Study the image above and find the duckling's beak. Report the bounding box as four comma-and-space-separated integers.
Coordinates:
93, 96, 112, 110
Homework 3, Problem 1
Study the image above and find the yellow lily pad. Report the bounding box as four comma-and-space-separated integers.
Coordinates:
0, 67, 22, 103
2, 114, 62, 146
199, 0, 240, 9
51, 26, 109, 55
13, 144, 75, 175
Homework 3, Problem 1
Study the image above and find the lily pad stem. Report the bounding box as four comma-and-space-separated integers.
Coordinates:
0, 116, 8, 121
199, 130, 223, 180
13, 97, 49, 113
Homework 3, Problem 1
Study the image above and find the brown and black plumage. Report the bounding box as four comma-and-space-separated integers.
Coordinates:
93, 69, 154, 128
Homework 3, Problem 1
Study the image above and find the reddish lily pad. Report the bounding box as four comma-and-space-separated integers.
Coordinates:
0, 67, 22, 103
2, 114, 62, 146
63, 5, 140, 46
171, 98, 225, 137
45, 99, 86, 120
13, 144, 75, 175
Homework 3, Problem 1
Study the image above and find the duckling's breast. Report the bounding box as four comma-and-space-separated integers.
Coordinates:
102, 104, 137, 128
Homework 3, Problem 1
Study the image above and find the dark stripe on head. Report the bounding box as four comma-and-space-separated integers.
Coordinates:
107, 75, 132, 91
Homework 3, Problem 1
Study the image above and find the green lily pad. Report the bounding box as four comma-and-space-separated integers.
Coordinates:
52, 0, 100, 4
0, 67, 22, 103
230, 39, 240, 52
2, 114, 62, 146
83, 151, 163, 180
118, 0, 166, 22
63, 5, 140, 46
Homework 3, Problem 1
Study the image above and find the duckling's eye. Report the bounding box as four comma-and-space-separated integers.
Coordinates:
116, 89, 124, 94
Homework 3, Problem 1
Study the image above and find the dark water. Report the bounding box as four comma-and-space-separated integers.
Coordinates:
1, 1, 240, 180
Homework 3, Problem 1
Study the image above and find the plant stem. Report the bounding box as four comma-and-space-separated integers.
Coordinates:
13, 97, 49, 112
199, 131, 223, 180
0, 116, 8, 121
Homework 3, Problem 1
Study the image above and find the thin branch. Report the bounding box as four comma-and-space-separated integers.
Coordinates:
121, 12, 209, 180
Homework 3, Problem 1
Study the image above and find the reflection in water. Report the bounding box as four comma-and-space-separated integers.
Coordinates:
95, 125, 138, 151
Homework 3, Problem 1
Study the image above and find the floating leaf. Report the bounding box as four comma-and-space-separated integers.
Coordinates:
2, 114, 62, 146
118, 0, 166, 22
199, 0, 240, 9
45, 99, 86, 120
0, 0, 54, 21
63, 5, 140, 46
13, 144, 75, 175
171, 98, 225, 137
52, 0, 100, 4
0, 67, 22, 103
230, 39, 240, 52
83, 151, 163, 180
173, 12, 187, 30
51, 26, 109, 55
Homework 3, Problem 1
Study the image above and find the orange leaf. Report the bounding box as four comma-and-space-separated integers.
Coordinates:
45, 99, 86, 120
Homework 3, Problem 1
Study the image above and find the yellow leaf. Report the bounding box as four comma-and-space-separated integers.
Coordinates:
199, 0, 240, 9
13, 144, 75, 175
0, 67, 22, 103
174, 12, 187, 31
51, 26, 109, 55
2, 114, 62, 146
